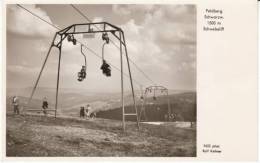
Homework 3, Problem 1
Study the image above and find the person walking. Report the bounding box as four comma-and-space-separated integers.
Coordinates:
12, 96, 19, 115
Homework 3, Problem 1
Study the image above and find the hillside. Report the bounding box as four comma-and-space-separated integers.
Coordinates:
6, 87, 196, 120
97, 92, 196, 122
6, 88, 196, 156
6, 113, 196, 157
6, 87, 122, 110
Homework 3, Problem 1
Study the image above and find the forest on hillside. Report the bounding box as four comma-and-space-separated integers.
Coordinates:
97, 92, 196, 122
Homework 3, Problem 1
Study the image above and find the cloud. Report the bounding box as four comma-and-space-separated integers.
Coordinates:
121, 5, 195, 69
92, 17, 103, 22
7, 65, 40, 74
177, 61, 196, 72
110, 5, 196, 88
112, 5, 131, 15
7, 64, 60, 76
7, 4, 57, 38
6, 4, 196, 90
142, 5, 196, 45
62, 63, 80, 74
112, 4, 156, 15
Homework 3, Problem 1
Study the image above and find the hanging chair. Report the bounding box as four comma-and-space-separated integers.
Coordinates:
100, 33, 111, 77
77, 45, 87, 81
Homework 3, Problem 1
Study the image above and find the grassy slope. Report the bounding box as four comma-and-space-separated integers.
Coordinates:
6, 114, 196, 157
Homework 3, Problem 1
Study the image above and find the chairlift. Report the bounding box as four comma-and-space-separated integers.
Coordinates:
77, 45, 87, 81
100, 33, 111, 77
78, 66, 86, 81
100, 60, 111, 76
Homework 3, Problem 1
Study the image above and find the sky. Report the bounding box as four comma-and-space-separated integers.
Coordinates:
6, 4, 196, 93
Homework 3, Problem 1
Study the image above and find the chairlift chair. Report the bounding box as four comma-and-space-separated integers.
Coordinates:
77, 45, 87, 81
100, 33, 111, 77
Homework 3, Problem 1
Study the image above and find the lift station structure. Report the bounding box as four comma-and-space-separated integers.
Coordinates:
139, 85, 171, 122
27, 22, 140, 132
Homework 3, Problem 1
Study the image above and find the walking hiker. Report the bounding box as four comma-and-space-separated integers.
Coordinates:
12, 96, 19, 115
80, 106, 85, 118
42, 97, 48, 116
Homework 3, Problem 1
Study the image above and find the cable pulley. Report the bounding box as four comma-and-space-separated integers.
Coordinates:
102, 33, 109, 44
67, 34, 77, 45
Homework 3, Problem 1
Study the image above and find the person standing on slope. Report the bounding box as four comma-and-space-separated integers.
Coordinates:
42, 97, 48, 116
12, 95, 19, 115
80, 106, 85, 118
86, 104, 91, 118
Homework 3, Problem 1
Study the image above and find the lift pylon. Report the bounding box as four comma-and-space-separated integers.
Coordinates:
27, 22, 139, 132
139, 85, 171, 122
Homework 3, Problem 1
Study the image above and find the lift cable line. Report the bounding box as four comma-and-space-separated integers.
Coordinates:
16, 4, 140, 131
69, 4, 157, 85
16, 4, 60, 30
16, 4, 143, 102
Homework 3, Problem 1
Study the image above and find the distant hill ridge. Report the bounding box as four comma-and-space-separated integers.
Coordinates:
6, 89, 196, 122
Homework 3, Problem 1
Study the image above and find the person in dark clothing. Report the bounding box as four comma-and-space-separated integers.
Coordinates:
42, 97, 48, 116
80, 107, 85, 118
12, 96, 19, 115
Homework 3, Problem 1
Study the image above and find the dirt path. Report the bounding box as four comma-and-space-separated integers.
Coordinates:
6, 114, 196, 157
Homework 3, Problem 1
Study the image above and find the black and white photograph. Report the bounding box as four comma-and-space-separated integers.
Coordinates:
5, 4, 196, 157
